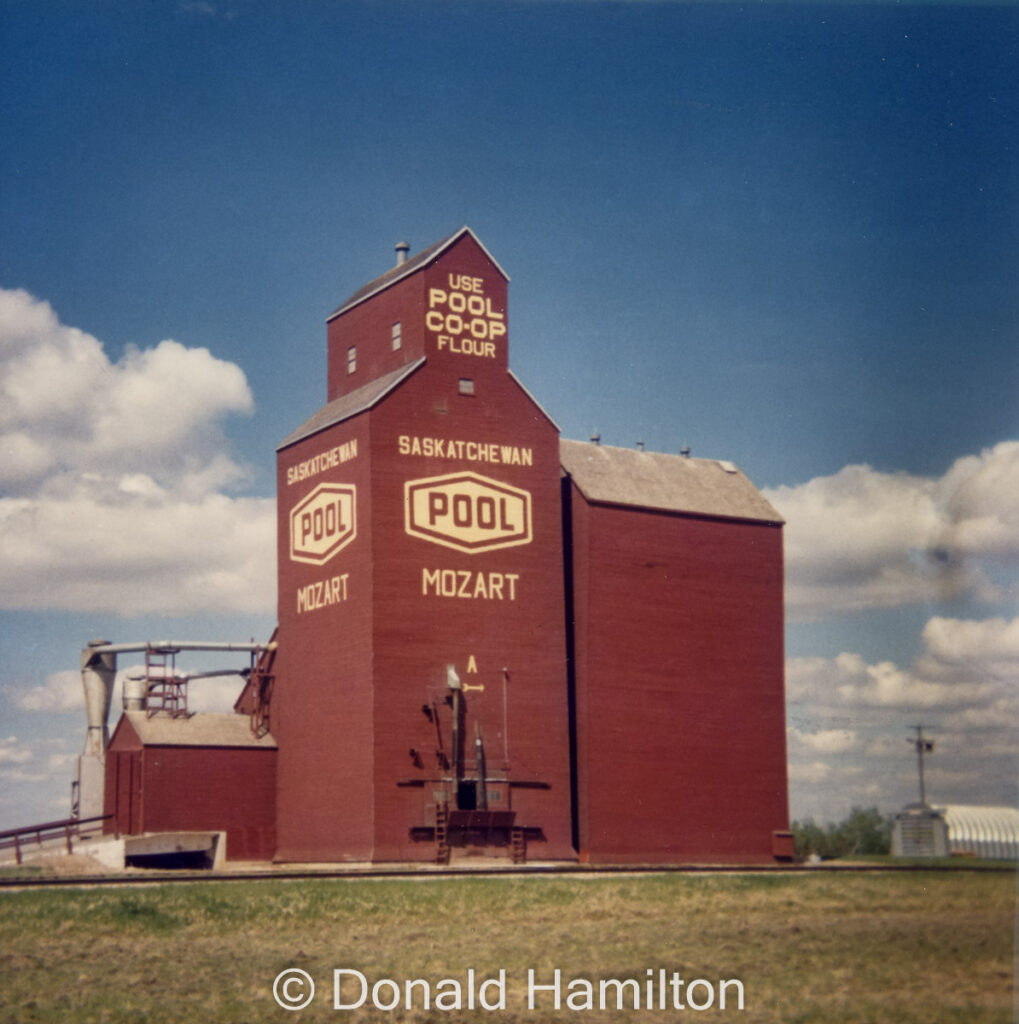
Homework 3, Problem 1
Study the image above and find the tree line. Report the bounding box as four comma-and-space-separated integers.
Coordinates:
791, 806, 892, 860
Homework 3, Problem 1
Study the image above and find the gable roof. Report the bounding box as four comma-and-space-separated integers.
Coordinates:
560, 439, 783, 524
508, 370, 560, 432
122, 711, 277, 749
327, 227, 509, 322
277, 358, 425, 451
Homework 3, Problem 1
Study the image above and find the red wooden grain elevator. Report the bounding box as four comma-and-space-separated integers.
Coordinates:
99, 227, 790, 865
272, 227, 789, 864
274, 230, 574, 862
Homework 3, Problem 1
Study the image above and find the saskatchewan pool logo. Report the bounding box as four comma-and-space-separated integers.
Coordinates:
404, 471, 532, 555
289, 483, 357, 565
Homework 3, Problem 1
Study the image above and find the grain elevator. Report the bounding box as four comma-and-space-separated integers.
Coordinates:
99, 227, 791, 865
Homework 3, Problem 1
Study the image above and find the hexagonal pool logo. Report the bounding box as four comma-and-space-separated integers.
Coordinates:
289, 483, 357, 565
405, 472, 531, 554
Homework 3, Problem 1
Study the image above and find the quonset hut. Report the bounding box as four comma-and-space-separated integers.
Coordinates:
102, 227, 791, 865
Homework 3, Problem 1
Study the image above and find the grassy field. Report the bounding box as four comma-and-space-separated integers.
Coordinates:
0, 869, 1013, 1023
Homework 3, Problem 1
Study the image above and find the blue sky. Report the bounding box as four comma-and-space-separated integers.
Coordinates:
1, 0, 1016, 831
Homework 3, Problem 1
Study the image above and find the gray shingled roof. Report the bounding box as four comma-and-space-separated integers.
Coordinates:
123, 711, 277, 749
560, 439, 783, 524
277, 358, 425, 451
327, 227, 509, 322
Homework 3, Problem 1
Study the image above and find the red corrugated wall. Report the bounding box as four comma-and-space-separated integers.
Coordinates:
568, 482, 789, 863
367, 365, 573, 861
326, 269, 426, 401
274, 415, 374, 861
275, 232, 573, 862
104, 717, 277, 861
102, 230, 790, 866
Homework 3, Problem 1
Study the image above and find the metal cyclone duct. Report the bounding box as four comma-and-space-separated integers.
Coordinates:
81, 640, 116, 756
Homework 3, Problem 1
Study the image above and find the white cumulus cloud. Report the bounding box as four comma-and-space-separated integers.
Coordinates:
0, 288, 275, 615
0, 735, 78, 824
11, 671, 83, 713
789, 726, 857, 754
0, 288, 253, 493
766, 442, 1019, 620
786, 615, 1018, 822
917, 616, 1019, 680
0, 736, 34, 765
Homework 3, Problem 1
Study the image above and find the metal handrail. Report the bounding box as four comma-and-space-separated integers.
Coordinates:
0, 814, 112, 864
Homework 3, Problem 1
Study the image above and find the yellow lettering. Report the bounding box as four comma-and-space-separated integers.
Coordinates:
287, 440, 359, 486
397, 437, 533, 468
467, 655, 478, 673
422, 568, 441, 595
296, 574, 350, 614
420, 569, 518, 601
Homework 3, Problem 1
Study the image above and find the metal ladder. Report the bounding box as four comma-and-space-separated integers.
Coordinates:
435, 801, 451, 864
144, 648, 187, 717
511, 826, 526, 865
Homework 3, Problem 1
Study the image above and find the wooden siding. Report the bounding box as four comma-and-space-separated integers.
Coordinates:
368, 362, 572, 861
104, 715, 277, 861
568, 481, 789, 864
275, 233, 571, 862
327, 267, 425, 402
274, 414, 375, 861
274, 229, 788, 865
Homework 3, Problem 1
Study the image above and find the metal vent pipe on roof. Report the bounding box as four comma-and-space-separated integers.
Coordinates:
395, 241, 410, 265
122, 675, 148, 712
680, 445, 691, 458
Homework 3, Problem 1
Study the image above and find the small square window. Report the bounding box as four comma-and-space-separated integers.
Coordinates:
391, 322, 402, 351
347, 345, 357, 374
458, 378, 475, 396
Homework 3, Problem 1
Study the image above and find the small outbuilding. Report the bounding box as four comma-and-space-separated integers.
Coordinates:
104, 712, 277, 861
891, 803, 949, 858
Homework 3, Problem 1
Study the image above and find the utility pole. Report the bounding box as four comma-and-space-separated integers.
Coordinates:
912, 725, 935, 805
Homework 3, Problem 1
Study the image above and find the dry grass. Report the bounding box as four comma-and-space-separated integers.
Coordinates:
0, 870, 1013, 1022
